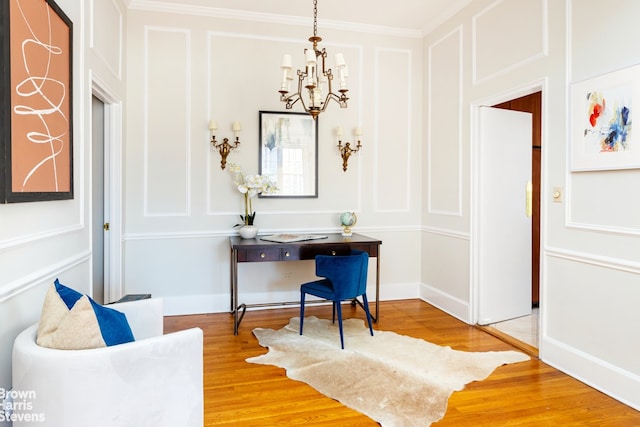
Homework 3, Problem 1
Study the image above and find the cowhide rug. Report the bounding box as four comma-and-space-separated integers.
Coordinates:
247, 316, 530, 426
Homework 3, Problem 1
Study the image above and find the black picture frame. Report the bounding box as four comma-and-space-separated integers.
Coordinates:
259, 110, 318, 198
0, 0, 73, 203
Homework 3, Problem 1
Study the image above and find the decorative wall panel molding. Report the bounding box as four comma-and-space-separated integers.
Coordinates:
472, 0, 548, 84
0, 251, 90, 303
90, 0, 123, 80
422, 225, 470, 241
546, 246, 640, 274
143, 27, 191, 217
427, 27, 463, 217
373, 48, 412, 213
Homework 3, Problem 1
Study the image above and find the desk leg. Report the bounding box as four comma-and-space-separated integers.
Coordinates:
375, 254, 380, 322
230, 248, 235, 315
230, 248, 246, 335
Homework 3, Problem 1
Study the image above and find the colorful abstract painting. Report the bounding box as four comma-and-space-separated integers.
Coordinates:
583, 86, 631, 152
572, 64, 640, 171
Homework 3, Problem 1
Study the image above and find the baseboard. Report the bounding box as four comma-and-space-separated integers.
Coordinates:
542, 336, 640, 411
419, 283, 471, 324
162, 294, 224, 316
161, 282, 421, 316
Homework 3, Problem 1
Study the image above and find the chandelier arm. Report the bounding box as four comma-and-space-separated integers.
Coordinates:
282, 93, 301, 109
318, 49, 327, 74
324, 69, 334, 92
297, 88, 311, 112
321, 93, 342, 112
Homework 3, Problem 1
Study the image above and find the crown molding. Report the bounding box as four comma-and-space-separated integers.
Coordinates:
126, 0, 423, 38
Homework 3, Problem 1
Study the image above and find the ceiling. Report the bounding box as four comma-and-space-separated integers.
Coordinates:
130, 0, 473, 35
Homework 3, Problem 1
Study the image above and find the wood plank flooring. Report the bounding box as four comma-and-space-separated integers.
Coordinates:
164, 299, 640, 426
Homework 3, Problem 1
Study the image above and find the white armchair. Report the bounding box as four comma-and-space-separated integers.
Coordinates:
12, 298, 203, 427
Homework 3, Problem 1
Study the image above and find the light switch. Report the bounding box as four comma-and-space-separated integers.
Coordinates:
553, 187, 562, 203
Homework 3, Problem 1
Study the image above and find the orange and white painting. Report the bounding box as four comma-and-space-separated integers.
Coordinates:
1, 0, 73, 202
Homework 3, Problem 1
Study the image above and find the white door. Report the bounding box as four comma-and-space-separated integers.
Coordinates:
477, 106, 532, 325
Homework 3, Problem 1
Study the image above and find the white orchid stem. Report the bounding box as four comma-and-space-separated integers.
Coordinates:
244, 192, 250, 225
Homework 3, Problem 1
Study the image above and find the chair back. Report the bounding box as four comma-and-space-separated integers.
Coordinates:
315, 250, 369, 300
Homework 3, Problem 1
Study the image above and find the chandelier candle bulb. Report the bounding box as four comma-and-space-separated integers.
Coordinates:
339, 68, 348, 89
355, 127, 363, 136
282, 54, 292, 68
336, 126, 343, 137
335, 53, 346, 67
305, 49, 316, 65
208, 119, 217, 131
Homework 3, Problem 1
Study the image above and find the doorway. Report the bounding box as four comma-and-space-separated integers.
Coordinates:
91, 95, 107, 303
475, 91, 542, 352
493, 91, 541, 307
91, 81, 124, 303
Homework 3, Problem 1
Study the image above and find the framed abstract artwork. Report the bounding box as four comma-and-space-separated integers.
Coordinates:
571, 64, 639, 171
0, 0, 73, 203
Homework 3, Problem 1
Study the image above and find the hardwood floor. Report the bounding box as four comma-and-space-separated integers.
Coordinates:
164, 299, 640, 426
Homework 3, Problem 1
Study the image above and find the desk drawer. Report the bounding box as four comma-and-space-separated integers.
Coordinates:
242, 247, 281, 262
299, 244, 350, 259
351, 243, 378, 257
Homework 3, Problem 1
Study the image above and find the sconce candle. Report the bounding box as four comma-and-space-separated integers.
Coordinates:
209, 119, 241, 170
336, 127, 363, 172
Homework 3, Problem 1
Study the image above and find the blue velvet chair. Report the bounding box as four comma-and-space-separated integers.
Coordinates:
299, 249, 374, 349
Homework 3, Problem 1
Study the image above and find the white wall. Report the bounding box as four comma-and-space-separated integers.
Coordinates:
0, 0, 128, 400
422, 0, 640, 409
122, 5, 424, 315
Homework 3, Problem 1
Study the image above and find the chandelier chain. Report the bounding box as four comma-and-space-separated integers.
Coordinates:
313, 0, 318, 38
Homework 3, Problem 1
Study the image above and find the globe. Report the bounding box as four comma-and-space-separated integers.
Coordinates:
339, 212, 357, 236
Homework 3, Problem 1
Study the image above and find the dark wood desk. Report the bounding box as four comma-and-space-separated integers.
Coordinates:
229, 233, 382, 335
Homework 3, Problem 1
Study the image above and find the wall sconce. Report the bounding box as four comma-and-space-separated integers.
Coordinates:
209, 120, 241, 170
336, 127, 363, 172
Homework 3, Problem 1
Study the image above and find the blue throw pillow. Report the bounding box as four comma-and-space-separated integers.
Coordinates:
36, 279, 135, 349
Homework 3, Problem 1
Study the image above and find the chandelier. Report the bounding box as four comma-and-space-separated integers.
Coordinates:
278, 0, 349, 120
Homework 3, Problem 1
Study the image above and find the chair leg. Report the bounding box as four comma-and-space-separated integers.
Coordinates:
300, 291, 306, 335
335, 301, 345, 349
362, 294, 374, 337
332, 302, 336, 323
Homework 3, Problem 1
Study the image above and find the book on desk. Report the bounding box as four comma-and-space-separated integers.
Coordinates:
260, 233, 328, 243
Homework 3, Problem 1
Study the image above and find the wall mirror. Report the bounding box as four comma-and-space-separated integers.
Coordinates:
259, 110, 318, 198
